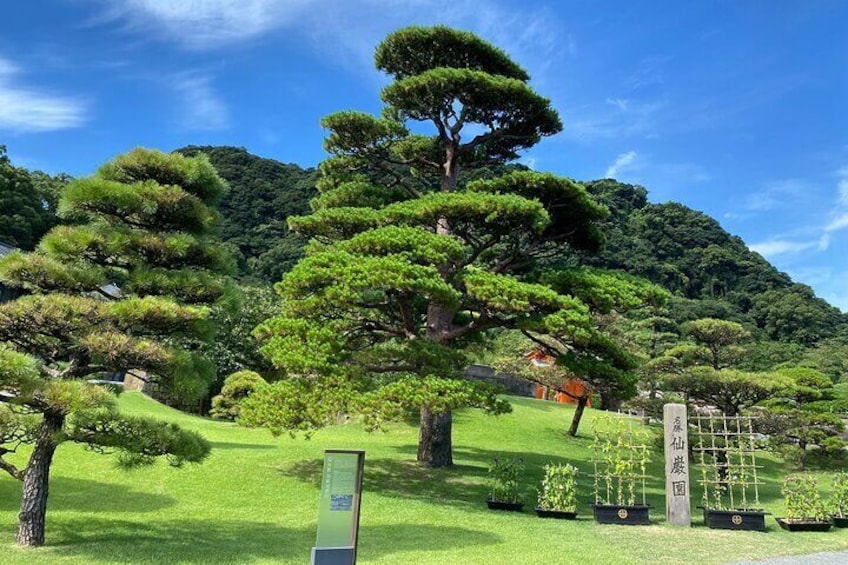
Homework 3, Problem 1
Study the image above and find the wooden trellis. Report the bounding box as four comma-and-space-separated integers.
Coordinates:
591, 415, 651, 507
693, 413, 765, 511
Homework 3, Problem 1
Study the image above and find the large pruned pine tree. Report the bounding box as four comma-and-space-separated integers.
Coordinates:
0, 148, 234, 546
245, 26, 618, 467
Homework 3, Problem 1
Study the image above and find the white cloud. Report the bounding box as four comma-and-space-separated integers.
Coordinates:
563, 98, 667, 141
97, 0, 314, 49
0, 56, 88, 133
750, 235, 829, 257
92, 0, 562, 81
0, 58, 18, 76
520, 156, 538, 170
605, 151, 637, 178
837, 167, 848, 206
822, 167, 848, 232
743, 178, 810, 212
172, 74, 229, 131
605, 97, 629, 111
625, 56, 670, 91
825, 212, 848, 233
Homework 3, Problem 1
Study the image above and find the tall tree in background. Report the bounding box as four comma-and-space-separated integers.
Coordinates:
0, 146, 61, 250
681, 318, 749, 370
246, 26, 614, 467
0, 148, 233, 546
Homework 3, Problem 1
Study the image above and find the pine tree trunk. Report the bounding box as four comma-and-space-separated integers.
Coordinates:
415, 134, 460, 469
568, 395, 589, 437
418, 407, 453, 468
16, 411, 63, 547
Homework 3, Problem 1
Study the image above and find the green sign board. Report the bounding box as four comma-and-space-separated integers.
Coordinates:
312, 450, 365, 565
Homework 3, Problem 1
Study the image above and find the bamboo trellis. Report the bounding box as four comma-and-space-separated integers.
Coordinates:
693, 413, 765, 511
591, 414, 651, 507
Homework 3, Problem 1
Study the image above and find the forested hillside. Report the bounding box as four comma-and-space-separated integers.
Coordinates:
176, 146, 846, 348
176, 146, 318, 283
582, 180, 847, 344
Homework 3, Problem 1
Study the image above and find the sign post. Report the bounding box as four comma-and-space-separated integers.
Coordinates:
311, 450, 365, 565
664, 404, 691, 526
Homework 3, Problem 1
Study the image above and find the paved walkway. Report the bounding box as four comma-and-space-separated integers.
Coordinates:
727, 551, 848, 565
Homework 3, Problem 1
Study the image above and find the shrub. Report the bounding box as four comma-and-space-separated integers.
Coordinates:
488, 456, 524, 504
537, 462, 579, 512
830, 472, 848, 518
209, 370, 267, 420
781, 474, 827, 521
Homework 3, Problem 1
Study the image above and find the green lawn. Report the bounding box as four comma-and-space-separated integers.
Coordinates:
1, 393, 847, 564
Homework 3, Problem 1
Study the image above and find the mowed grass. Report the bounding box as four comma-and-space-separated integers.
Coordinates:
2, 393, 848, 564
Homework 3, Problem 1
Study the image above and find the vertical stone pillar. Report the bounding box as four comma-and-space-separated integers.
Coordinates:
664, 403, 691, 526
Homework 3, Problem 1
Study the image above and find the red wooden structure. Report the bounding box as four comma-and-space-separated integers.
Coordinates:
525, 350, 592, 407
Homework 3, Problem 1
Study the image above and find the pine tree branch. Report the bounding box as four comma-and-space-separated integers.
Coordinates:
0, 455, 23, 481
441, 314, 501, 343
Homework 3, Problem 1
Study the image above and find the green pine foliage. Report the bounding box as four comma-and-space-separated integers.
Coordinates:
0, 148, 234, 546
243, 26, 649, 468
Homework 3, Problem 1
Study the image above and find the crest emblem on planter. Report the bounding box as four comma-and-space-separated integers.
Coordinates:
731, 514, 743, 525
618, 509, 629, 519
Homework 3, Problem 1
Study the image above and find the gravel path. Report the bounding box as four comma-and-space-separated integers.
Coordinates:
726, 551, 848, 565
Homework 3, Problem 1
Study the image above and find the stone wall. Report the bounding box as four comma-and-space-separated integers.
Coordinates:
464, 364, 536, 398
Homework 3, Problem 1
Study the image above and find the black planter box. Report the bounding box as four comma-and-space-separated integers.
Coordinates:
832, 516, 848, 528
775, 518, 832, 532
592, 504, 650, 525
486, 499, 523, 512
702, 508, 767, 531
534, 507, 577, 519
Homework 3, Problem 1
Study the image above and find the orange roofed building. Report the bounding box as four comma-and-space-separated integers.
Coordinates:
525, 350, 592, 408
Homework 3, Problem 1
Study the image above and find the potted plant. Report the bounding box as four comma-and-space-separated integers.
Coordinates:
694, 414, 768, 531
828, 472, 848, 528
486, 456, 524, 511
535, 462, 579, 519
776, 474, 832, 532
591, 420, 651, 525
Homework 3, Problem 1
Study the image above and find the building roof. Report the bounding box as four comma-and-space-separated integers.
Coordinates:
0, 242, 122, 298
0, 241, 16, 258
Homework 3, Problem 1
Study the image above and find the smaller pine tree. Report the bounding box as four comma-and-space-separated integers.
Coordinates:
0, 148, 234, 546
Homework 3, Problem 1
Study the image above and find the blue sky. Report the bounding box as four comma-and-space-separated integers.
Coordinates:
1, 1, 846, 310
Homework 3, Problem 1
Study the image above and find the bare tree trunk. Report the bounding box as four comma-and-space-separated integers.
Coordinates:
418, 407, 453, 467
16, 411, 63, 547
568, 395, 589, 437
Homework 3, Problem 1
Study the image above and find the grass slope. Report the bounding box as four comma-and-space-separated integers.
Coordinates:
2, 394, 848, 564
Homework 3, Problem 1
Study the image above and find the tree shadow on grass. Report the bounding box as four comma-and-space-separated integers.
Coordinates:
284, 443, 679, 512
279, 444, 614, 511
280, 457, 492, 509
0, 477, 174, 513
42, 518, 499, 564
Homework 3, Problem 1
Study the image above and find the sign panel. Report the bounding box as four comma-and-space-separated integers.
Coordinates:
664, 403, 691, 526
312, 450, 365, 565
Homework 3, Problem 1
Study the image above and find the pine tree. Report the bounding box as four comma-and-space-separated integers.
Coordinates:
0, 148, 234, 546
245, 26, 615, 467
